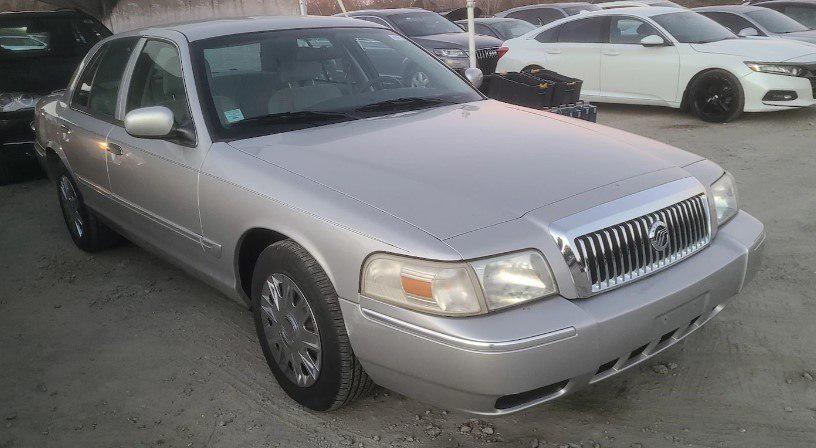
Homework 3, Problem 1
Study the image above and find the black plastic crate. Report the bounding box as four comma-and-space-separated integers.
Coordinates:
486, 72, 555, 109
522, 67, 583, 106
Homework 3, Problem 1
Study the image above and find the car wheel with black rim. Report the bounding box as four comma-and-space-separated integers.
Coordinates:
688, 69, 744, 123
56, 167, 120, 252
251, 240, 373, 411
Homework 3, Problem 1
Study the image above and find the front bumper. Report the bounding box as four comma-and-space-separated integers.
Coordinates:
341, 210, 765, 414
741, 71, 816, 112
0, 112, 37, 162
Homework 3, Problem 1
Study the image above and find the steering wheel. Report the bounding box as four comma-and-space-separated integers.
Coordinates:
356, 76, 403, 93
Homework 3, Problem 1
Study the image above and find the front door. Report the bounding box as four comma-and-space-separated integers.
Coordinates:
600, 16, 680, 105
106, 39, 205, 261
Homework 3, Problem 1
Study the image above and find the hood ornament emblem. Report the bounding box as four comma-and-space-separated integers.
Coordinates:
648, 220, 670, 252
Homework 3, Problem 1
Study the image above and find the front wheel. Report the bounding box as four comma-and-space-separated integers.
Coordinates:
688, 70, 744, 123
251, 240, 373, 411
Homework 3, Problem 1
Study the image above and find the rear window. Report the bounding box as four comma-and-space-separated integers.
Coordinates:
0, 14, 110, 59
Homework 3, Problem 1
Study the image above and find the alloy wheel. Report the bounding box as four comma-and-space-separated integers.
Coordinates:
59, 175, 84, 238
259, 273, 322, 387
693, 74, 736, 122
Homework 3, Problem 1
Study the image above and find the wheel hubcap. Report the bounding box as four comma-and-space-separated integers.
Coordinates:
259, 273, 321, 387
59, 176, 84, 238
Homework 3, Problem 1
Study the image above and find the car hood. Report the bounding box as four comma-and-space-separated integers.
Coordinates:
229, 101, 702, 240
410, 32, 504, 49
690, 38, 816, 61
781, 30, 816, 45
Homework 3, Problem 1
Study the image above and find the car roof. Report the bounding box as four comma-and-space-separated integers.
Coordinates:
693, 5, 764, 12
120, 15, 385, 42
0, 9, 91, 18
456, 17, 528, 23
570, 6, 688, 18
753, 0, 816, 4
496, 2, 595, 15
343, 8, 432, 17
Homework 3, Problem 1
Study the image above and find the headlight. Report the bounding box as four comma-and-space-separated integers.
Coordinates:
433, 48, 468, 58
744, 62, 805, 77
0, 92, 40, 113
711, 171, 739, 226
361, 250, 557, 316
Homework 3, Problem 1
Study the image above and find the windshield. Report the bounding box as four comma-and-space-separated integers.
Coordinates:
492, 19, 537, 38
745, 9, 809, 33
563, 4, 602, 15
652, 11, 737, 43
193, 27, 483, 140
390, 11, 464, 36
0, 14, 109, 58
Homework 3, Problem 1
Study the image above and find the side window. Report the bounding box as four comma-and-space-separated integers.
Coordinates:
536, 8, 568, 25
475, 23, 499, 38
609, 17, 661, 43
72, 37, 138, 119
699, 12, 757, 34
558, 17, 607, 43
535, 26, 560, 43
126, 40, 191, 127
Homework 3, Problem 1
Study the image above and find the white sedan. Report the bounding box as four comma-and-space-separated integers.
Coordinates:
497, 7, 816, 121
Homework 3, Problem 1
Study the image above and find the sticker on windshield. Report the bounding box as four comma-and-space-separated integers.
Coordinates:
388, 33, 406, 41
224, 108, 245, 123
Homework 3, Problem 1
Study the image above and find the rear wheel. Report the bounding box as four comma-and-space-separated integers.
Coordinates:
688, 70, 744, 123
251, 240, 373, 411
56, 167, 119, 252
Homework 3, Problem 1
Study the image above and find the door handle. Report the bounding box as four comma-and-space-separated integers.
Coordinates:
107, 142, 124, 156
603, 51, 621, 56
546, 50, 562, 54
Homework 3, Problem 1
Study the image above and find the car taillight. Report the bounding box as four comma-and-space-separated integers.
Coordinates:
497, 46, 509, 60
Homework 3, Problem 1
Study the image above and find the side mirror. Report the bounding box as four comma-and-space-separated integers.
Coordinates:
125, 106, 174, 138
640, 35, 666, 47
464, 67, 484, 88
738, 27, 759, 37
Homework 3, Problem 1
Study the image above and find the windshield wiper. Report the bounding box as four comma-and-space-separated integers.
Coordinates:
354, 97, 452, 113
233, 110, 359, 126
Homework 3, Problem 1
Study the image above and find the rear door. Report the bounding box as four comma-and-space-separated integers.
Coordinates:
59, 37, 138, 211
105, 37, 205, 260
551, 17, 608, 95
599, 15, 680, 104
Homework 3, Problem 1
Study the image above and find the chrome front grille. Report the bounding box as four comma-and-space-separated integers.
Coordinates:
572, 194, 711, 295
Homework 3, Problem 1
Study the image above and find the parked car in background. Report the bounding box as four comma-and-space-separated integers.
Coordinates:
455, 17, 537, 40
341, 8, 503, 76
494, 2, 600, 26
0, 9, 110, 184
35, 15, 766, 415
696, 5, 816, 44
747, 0, 816, 28
596, 0, 683, 9
497, 7, 816, 122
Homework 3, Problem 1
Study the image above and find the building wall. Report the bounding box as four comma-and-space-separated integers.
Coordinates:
0, 0, 299, 32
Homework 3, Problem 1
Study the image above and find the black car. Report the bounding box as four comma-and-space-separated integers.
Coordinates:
493, 2, 600, 26
341, 8, 504, 75
744, 0, 816, 28
0, 9, 111, 184
455, 17, 538, 41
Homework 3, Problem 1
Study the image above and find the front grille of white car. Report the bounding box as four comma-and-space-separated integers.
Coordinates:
571, 194, 711, 295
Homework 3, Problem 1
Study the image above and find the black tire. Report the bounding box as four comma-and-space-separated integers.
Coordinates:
55, 166, 120, 252
687, 69, 744, 123
251, 240, 373, 411
0, 159, 12, 186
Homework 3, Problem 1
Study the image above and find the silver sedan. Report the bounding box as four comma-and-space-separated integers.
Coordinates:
34, 16, 765, 415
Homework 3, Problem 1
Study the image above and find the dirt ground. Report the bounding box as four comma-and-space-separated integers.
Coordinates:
2, 104, 815, 448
